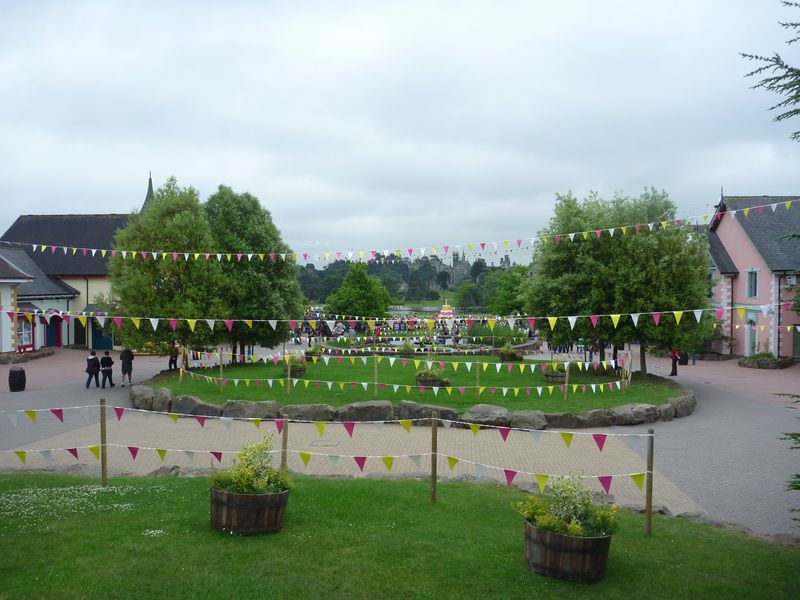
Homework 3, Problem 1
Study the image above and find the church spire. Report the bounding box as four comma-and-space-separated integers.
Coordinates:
142, 172, 155, 210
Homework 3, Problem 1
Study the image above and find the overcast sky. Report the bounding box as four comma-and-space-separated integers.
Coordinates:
1, 1, 798, 263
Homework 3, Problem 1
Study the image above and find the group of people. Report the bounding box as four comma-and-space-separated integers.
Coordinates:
85, 348, 134, 389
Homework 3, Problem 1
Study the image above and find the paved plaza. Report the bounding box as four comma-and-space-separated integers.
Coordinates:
1, 347, 798, 539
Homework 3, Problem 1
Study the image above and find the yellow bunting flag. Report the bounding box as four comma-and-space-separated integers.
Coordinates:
376, 356, 383, 365
547, 316, 558, 330
349, 357, 355, 365
169, 413, 179, 423
743, 207, 750, 217
469, 424, 481, 436
405, 385, 411, 393
315, 422, 327, 438
572, 384, 578, 393
25, 410, 37, 423
399, 419, 412, 433
15, 451, 26, 464
736, 307, 746, 321
610, 314, 621, 328
514, 387, 520, 397
88, 445, 100, 460
548, 386, 554, 395
479, 386, 486, 396
426, 319, 435, 331
156, 448, 167, 461
338, 382, 345, 390
252, 418, 261, 429
487, 318, 496, 331
303, 380, 310, 389
673, 311, 683, 325
631, 473, 645, 491
131, 318, 141, 329
381, 456, 394, 471
243, 320, 253, 328
560, 432, 574, 448
519, 364, 526, 373
225, 253, 232, 261
446, 387, 453, 395
535, 474, 548, 493
785, 201, 792, 210
447, 456, 459, 470
482, 362, 490, 371
307, 320, 317, 330
299, 451, 311, 466
581, 231, 589, 240
78, 316, 87, 328
366, 319, 376, 331
187, 319, 196, 331
452, 362, 460, 372
414, 359, 421, 369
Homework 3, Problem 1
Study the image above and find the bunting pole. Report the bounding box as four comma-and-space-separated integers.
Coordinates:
431, 410, 438, 504
179, 347, 184, 383
280, 419, 289, 474
100, 398, 108, 487
219, 356, 223, 392
645, 428, 654, 536
287, 360, 292, 396
475, 362, 480, 401
373, 354, 378, 400
563, 362, 570, 402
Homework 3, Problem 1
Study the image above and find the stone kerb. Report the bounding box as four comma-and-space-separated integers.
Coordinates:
129, 383, 696, 428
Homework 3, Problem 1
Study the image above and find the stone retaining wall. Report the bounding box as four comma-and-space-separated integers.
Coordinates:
129, 382, 695, 429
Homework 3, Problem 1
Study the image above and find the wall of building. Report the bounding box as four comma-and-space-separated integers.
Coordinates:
0, 284, 15, 353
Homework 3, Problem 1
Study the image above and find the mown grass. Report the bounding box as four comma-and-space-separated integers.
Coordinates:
158, 355, 678, 412
0, 473, 796, 599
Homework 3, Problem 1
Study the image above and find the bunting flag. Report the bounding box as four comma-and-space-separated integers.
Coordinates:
299, 451, 312, 466
560, 432, 574, 448
504, 469, 517, 486
592, 433, 607, 452
598, 475, 613, 494
535, 473, 548, 493
381, 456, 394, 471
15, 450, 26, 464
631, 473, 645, 491
210, 451, 223, 463
157, 448, 168, 461
354, 456, 367, 471
67, 448, 79, 459
25, 410, 37, 424
399, 419, 412, 433
88, 445, 100, 460
498, 427, 511, 442
114, 407, 125, 421
128, 446, 140, 460
50, 408, 64, 423
469, 423, 481, 436
447, 456, 459, 470
315, 422, 327, 438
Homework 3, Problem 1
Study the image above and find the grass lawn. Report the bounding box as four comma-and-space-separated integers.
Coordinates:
159, 355, 678, 413
0, 473, 796, 599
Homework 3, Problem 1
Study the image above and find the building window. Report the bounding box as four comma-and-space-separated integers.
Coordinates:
17, 319, 32, 347
746, 270, 758, 298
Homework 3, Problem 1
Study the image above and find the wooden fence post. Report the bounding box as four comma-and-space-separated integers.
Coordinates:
99, 398, 108, 487
645, 428, 654, 536
431, 410, 438, 504
280, 419, 289, 473
374, 353, 379, 399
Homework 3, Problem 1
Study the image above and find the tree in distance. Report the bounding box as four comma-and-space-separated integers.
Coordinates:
326, 262, 391, 317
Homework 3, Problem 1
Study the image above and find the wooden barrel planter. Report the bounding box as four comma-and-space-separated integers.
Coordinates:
524, 522, 611, 583
283, 365, 306, 378
210, 488, 289, 535
543, 371, 566, 384
416, 376, 442, 388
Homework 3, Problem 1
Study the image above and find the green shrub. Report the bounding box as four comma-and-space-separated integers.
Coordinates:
210, 434, 290, 494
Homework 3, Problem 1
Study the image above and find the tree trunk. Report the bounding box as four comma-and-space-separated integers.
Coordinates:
639, 343, 647, 377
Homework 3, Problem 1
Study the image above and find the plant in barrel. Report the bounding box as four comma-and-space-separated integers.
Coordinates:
515, 474, 619, 583
210, 434, 291, 535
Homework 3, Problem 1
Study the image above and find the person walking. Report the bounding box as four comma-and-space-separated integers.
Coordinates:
120, 347, 134, 386
100, 350, 115, 389
670, 348, 679, 376
85, 351, 101, 388
168, 343, 179, 370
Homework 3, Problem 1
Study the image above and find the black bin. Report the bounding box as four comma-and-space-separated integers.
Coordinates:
678, 352, 689, 366
9, 366, 26, 392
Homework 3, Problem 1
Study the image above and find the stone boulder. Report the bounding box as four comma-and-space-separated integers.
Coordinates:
172, 395, 222, 417
461, 404, 511, 426
337, 401, 395, 422
581, 409, 615, 428
509, 410, 547, 430
397, 400, 459, 425
153, 387, 173, 412
658, 403, 675, 421
222, 400, 280, 419
129, 385, 154, 410
544, 412, 586, 429
279, 403, 337, 421
608, 403, 660, 426
670, 393, 696, 418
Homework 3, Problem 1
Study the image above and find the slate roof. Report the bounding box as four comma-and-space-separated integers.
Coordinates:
0, 214, 129, 276
0, 252, 34, 281
710, 196, 800, 273
707, 230, 738, 275
0, 248, 79, 299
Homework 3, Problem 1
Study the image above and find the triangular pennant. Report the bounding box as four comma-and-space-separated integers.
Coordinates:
447, 456, 459, 470
328, 454, 340, 468
504, 469, 517, 486
469, 423, 480, 436
547, 316, 558, 330
50, 408, 64, 423
399, 419, 412, 433
299, 451, 312, 466
210, 451, 223, 463
631, 473, 645, 491
25, 410, 37, 423
535, 474, 548, 493
354, 456, 367, 471
610, 314, 621, 328
88, 445, 100, 460
195, 416, 206, 428
598, 475, 613, 494
66, 447, 79, 460
315, 422, 327, 438
409, 454, 422, 469
672, 311, 683, 325
128, 446, 140, 460
14, 450, 26, 464
114, 406, 125, 421
381, 456, 394, 471
592, 433, 607, 451
560, 432, 574, 448
498, 427, 511, 442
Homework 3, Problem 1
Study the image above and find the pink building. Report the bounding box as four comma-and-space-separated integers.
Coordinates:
707, 196, 800, 359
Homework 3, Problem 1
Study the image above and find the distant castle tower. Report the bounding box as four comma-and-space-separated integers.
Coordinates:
142, 172, 155, 211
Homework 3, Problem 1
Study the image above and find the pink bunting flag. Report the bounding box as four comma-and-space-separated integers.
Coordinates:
443, 245, 449, 254
348, 319, 357, 329
651, 312, 661, 326
634, 223, 641, 232
498, 427, 511, 441
275, 418, 284, 435
113, 317, 123, 329
590, 315, 599, 328
82, 248, 88, 256
50, 408, 64, 423
490, 387, 496, 395
595, 229, 602, 238
67, 447, 79, 459
554, 235, 561, 243
224, 320, 234, 332
504, 469, 517, 486
343, 422, 355, 437
418, 385, 425, 394
458, 386, 465, 395
559, 385, 565, 393
516, 239, 522, 247
598, 475, 613, 494
269, 252, 276, 262
272, 355, 280, 365
525, 387, 531, 395
715, 307, 725, 320
195, 416, 206, 428
211, 451, 223, 463
288, 320, 297, 331
114, 407, 125, 421
506, 364, 513, 373
354, 456, 367, 471
592, 433, 607, 451
581, 384, 587, 392
407, 248, 413, 256
128, 446, 140, 460
236, 253, 243, 262
479, 242, 486, 251
169, 319, 177, 331
401, 359, 408, 367
527, 318, 536, 330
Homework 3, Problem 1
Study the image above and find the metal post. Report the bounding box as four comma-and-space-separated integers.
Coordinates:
100, 398, 108, 487
645, 428, 655, 536
280, 419, 289, 473
431, 410, 438, 504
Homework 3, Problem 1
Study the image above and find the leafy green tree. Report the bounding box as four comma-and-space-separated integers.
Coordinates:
406, 269, 429, 300
470, 258, 487, 283
742, 1, 800, 141
326, 262, 391, 317
319, 260, 351, 300
109, 177, 226, 350
454, 280, 482, 309
205, 185, 304, 357
298, 264, 322, 301
486, 266, 528, 315
524, 189, 711, 375
436, 270, 451, 290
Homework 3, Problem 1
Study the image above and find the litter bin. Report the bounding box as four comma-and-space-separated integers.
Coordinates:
9, 366, 26, 392
678, 351, 689, 366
